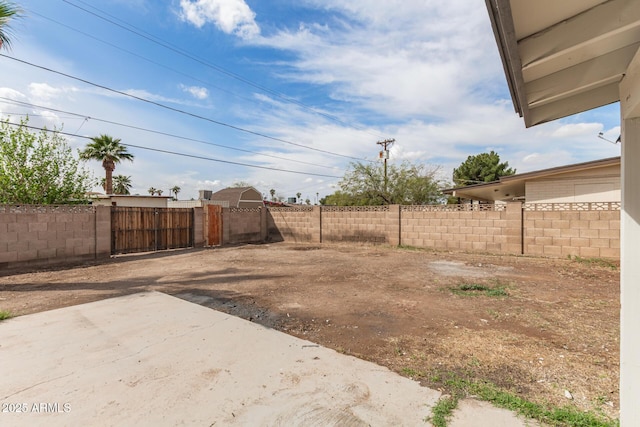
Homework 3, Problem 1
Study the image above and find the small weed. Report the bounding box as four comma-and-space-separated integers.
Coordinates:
0, 310, 13, 321
449, 281, 509, 298
569, 255, 618, 270
398, 244, 419, 251
467, 356, 481, 368
426, 395, 459, 427
487, 309, 501, 319
401, 367, 425, 378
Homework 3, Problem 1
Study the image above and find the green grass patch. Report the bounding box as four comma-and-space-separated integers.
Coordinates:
427, 370, 617, 427
449, 282, 509, 298
0, 310, 13, 321
569, 255, 618, 270
426, 395, 459, 427
401, 367, 425, 378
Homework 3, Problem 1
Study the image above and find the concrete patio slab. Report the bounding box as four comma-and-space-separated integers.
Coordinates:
0, 291, 537, 426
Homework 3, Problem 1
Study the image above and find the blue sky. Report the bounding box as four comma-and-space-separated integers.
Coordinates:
0, 0, 622, 201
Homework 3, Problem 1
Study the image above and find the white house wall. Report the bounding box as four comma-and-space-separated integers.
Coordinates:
524, 165, 620, 203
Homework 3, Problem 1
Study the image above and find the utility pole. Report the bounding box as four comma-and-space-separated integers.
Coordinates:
377, 138, 395, 193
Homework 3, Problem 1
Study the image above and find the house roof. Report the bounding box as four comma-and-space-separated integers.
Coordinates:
485, 0, 640, 127
443, 156, 620, 202
210, 187, 263, 207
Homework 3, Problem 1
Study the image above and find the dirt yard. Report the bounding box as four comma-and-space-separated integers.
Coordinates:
0, 242, 619, 420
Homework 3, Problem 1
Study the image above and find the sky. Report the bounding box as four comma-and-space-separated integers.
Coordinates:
0, 0, 622, 202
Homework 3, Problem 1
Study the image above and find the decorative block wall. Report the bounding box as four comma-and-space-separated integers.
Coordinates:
262, 202, 620, 259
0, 205, 111, 268
523, 202, 620, 258
400, 203, 522, 253
224, 207, 263, 244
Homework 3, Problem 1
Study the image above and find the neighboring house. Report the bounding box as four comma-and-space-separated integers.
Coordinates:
202, 187, 264, 208
443, 156, 620, 203
90, 194, 172, 207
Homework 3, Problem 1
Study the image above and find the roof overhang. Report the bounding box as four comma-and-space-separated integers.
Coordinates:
485, 0, 640, 127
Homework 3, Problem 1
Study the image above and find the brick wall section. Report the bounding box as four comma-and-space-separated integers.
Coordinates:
322, 206, 390, 243
399, 203, 522, 253
267, 206, 317, 243
524, 205, 620, 258
0, 205, 111, 268
223, 207, 263, 244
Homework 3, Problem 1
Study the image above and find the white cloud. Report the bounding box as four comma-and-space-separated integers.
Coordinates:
551, 122, 602, 138
253, 0, 499, 119
180, 84, 209, 100
28, 83, 63, 101
0, 87, 26, 101
179, 0, 260, 39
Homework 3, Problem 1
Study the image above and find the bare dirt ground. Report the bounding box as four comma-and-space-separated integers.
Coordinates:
0, 242, 619, 421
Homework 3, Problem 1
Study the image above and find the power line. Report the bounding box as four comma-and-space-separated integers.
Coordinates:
2, 121, 342, 179
0, 53, 370, 162
60, 0, 385, 139
0, 97, 339, 170
29, 10, 260, 108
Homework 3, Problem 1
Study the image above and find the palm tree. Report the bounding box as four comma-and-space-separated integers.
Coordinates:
113, 175, 132, 195
170, 185, 181, 200
79, 135, 133, 195
148, 187, 157, 196
296, 192, 302, 203
0, 1, 22, 51
269, 188, 276, 201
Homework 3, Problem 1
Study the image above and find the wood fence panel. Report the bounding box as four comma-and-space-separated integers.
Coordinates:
207, 205, 223, 246
111, 207, 194, 255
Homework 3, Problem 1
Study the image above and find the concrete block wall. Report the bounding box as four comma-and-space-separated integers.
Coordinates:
400, 203, 521, 254
267, 206, 317, 242
223, 207, 263, 244
192, 207, 205, 247
322, 206, 390, 243
262, 202, 619, 259
0, 205, 111, 268
524, 207, 620, 258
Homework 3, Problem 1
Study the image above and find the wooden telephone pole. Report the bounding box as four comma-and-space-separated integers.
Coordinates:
377, 138, 395, 192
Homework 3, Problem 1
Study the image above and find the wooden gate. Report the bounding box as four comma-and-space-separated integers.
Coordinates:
111, 207, 194, 255
207, 204, 223, 246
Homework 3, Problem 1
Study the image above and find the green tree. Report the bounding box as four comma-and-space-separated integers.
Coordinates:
79, 134, 133, 195
113, 175, 132, 195
323, 161, 444, 206
0, 1, 22, 51
148, 187, 157, 196
0, 117, 93, 204
170, 185, 181, 200
452, 151, 515, 186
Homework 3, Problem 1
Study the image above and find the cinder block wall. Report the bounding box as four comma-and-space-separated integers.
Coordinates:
267, 206, 317, 242
0, 205, 111, 268
400, 203, 522, 254
322, 206, 391, 243
524, 207, 620, 258
263, 202, 619, 259
224, 207, 263, 244
192, 207, 205, 247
